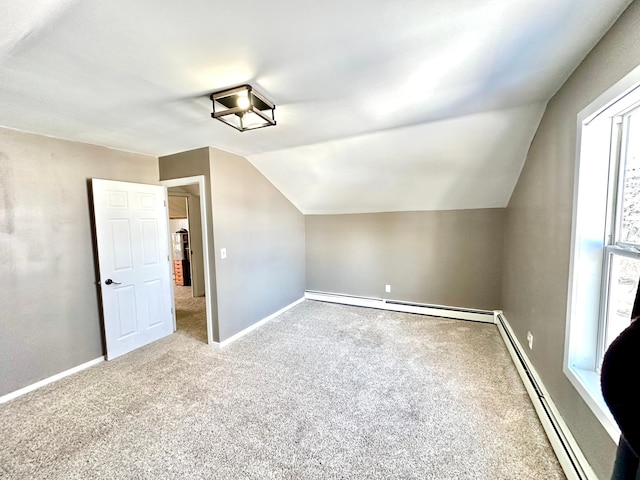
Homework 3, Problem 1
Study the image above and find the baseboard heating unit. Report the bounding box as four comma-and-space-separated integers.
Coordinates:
495, 311, 597, 480
304, 291, 495, 323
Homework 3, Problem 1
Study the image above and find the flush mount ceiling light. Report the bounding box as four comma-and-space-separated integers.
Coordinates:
210, 85, 276, 132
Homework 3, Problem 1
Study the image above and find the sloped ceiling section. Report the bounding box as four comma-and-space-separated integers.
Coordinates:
250, 104, 545, 214
0, 0, 632, 213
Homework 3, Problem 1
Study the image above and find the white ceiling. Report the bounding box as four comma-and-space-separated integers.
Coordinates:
0, 0, 632, 213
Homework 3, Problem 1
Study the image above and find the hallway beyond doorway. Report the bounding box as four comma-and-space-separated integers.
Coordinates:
174, 285, 207, 343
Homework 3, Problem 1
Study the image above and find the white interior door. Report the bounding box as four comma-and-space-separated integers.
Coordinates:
92, 179, 174, 360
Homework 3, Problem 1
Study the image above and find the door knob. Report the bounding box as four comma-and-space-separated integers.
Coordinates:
105, 279, 121, 285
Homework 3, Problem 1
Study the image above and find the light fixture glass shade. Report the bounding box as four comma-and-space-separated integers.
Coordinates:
210, 85, 276, 132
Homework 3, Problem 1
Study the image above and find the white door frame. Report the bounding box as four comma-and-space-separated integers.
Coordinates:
160, 175, 214, 345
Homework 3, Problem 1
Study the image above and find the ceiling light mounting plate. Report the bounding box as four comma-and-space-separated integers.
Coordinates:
210, 84, 276, 132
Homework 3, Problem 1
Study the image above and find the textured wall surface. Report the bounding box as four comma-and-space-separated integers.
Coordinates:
210, 148, 305, 341
306, 209, 505, 311
502, 2, 640, 477
0, 127, 158, 396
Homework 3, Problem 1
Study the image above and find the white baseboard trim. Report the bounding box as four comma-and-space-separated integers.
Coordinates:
0, 356, 105, 404
213, 297, 305, 349
495, 311, 597, 480
305, 291, 495, 324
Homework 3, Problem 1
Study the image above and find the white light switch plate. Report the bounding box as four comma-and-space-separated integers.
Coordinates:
220, 248, 227, 259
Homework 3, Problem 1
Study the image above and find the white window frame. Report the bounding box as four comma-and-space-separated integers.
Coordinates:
598, 104, 640, 367
565, 65, 640, 442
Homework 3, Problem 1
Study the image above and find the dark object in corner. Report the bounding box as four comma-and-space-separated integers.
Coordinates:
601, 281, 640, 479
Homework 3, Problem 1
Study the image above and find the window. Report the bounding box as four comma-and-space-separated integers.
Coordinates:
599, 104, 640, 364
565, 67, 640, 441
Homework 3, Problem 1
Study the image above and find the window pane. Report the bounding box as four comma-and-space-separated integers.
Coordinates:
620, 111, 640, 244
604, 254, 640, 353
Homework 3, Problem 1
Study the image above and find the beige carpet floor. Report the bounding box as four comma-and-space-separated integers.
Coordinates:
0, 300, 565, 479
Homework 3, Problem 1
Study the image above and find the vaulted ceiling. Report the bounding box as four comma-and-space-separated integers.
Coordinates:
0, 0, 632, 213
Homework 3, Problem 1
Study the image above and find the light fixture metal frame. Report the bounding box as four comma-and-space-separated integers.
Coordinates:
209, 84, 276, 132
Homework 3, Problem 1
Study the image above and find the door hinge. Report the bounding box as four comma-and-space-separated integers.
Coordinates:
167, 255, 170, 261
171, 307, 174, 315
164, 200, 167, 207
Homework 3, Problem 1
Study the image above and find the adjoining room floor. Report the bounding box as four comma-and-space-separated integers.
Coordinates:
0, 301, 565, 479
173, 284, 207, 343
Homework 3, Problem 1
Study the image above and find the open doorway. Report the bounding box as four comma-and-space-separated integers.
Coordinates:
167, 191, 207, 343
160, 176, 214, 345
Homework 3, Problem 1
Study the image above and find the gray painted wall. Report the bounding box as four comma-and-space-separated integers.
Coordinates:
159, 147, 305, 343
159, 147, 219, 341
210, 148, 305, 341
0, 127, 158, 396
306, 209, 504, 310
502, 2, 640, 477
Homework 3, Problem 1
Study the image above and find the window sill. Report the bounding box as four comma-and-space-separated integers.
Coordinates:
565, 364, 620, 442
